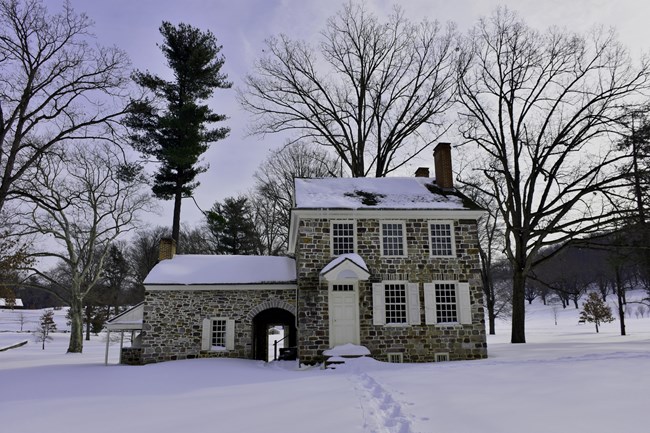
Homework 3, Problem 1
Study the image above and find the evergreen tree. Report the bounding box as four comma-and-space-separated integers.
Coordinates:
207, 196, 262, 255
580, 292, 615, 333
100, 244, 131, 316
126, 22, 231, 246
34, 310, 57, 350
0, 285, 16, 308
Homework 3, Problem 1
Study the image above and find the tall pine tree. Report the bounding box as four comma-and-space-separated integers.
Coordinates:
126, 22, 231, 246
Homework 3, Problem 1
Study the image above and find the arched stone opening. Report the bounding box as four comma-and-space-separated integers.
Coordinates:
252, 308, 297, 361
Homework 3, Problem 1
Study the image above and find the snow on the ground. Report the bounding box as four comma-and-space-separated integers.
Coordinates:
1, 292, 649, 433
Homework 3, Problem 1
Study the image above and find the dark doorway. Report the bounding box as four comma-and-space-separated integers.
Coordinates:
252, 308, 297, 361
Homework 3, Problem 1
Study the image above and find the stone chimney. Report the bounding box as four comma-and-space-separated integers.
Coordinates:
158, 237, 176, 261
414, 167, 430, 178
434, 142, 453, 189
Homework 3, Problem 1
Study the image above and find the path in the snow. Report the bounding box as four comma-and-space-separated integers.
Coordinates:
352, 371, 414, 433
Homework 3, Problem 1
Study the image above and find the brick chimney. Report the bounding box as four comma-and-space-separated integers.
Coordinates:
158, 237, 176, 261
414, 167, 430, 177
434, 142, 453, 189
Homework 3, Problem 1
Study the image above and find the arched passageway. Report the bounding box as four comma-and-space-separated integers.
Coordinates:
252, 308, 297, 361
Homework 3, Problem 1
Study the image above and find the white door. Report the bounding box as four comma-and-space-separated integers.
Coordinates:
329, 283, 360, 347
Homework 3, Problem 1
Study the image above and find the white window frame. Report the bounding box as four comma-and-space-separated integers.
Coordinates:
380, 221, 407, 257
435, 352, 450, 362
201, 317, 235, 351
330, 220, 356, 256
372, 281, 421, 327
428, 220, 456, 257
424, 281, 472, 326
387, 352, 404, 363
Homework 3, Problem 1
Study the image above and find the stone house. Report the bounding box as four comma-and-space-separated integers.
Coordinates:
106, 143, 488, 365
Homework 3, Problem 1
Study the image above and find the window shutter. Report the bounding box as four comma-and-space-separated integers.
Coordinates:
201, 318, 211, 350
225, 319, 235, 350
408, 283, 421, 325
458, 282, 472, 324
424, 283, 437, 325
372, 283, 385, 325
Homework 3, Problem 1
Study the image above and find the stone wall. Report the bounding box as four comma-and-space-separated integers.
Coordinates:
120, 347, 143, 365
140, 288, 296, 364
296, 217, 487, 364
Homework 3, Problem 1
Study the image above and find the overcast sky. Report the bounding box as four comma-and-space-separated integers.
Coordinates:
60, 0, 650, 230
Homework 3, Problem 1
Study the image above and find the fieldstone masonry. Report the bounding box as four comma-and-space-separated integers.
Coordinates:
140, 288, 296, 364
296, 216, 488, 364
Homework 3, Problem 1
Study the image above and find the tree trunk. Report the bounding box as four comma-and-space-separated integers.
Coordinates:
485, 291, 496, 335
67, 296, 84, 353
85, 305, 92, 341
615, 267, 626, 336
85, 315, 91, 340
172, 181, 183, 247
488, 312, 496, 335
511, 270, 526, 343
595, 321, 599, 333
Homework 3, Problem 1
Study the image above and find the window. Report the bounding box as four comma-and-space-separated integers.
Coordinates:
331, 221, 355, 255
434, 282, 458, 323
332, 284, 354, 292
429, 221, 455, 256
423, 281, 472, 325
385, 283, 408, 324
381, 222, 406, 257
211, 319, 227, 348
372, 282, 421, 326
201, 317, 235, 351
387, 353, 404, 363
435, 352, 450, 362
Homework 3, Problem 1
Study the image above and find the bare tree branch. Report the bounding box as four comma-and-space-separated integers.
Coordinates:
456, 7, 650, 343
0, 0, 132, 214
239, 2, 457, 177
14, 141, 153, 353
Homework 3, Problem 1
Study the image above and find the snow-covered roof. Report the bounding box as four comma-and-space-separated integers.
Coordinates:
105, 303, 143, 330
144, 255, 297, 285
0, 298, 23, 308
294, 177, 474, 210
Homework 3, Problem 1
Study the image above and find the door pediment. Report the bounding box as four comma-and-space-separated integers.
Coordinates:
320, 254, 370, 282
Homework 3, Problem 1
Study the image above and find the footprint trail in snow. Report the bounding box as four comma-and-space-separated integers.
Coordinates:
353, 371, 414, 433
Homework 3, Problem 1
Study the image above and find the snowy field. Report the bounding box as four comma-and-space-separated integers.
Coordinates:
1, 293, 649, 433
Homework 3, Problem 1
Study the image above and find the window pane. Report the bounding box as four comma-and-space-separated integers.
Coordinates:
385, 283, 407, 324
332, 284, 354, 292
382, 223, 404, 256
435, 283, 458, 323
332, 223, 354, 255
211, 319, 227, 347
430, 223, 453, 256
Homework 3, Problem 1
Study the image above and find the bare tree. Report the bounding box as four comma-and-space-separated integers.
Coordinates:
127, 226, 167, 274
240, 3, 458, 177
176, 225, 215, 255
251, 142, 339, 254
456, 8, 650, 343
17, 310, 26, 331
460, 175, 508, 334
0, 0, 132, 214
17, 143, 152, 353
